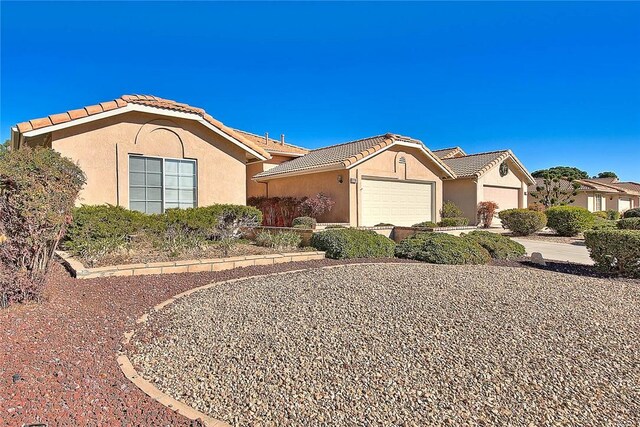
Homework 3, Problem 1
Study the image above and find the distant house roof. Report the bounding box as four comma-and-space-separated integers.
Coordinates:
529, 177, 639, 195
254, 133, 455, 180
12, 94, 270, 160
442, 149, 535, 184
608, 181, 640, 194
432, 146, 466, 159
232, 129, 309, 157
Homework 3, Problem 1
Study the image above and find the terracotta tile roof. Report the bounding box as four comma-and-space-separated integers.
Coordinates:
608, 181, 640, 194
14, 94, 269, 159
432, 146, 466, 159
529, 177, 631, 193
254, 133, 454, 179
232, 129, 309, 156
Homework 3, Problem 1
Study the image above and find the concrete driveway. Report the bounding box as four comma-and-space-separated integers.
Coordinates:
512, 238, 593, 265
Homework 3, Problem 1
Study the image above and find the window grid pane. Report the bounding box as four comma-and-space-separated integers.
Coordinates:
165, 159, 196, 208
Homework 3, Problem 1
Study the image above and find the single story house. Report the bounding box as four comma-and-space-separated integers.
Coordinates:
10, 95, 270, 213
252, 134, 456, 226
432, 147, 535, 225
528, 177, 639, 213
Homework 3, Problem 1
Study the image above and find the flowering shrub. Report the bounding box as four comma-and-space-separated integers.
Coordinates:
248, 196, 307, 227
0, 148, 85, 305
477, 201, 499, 228
300, 192, 335, 219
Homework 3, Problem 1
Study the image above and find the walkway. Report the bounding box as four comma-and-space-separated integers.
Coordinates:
512, 238, 593, 265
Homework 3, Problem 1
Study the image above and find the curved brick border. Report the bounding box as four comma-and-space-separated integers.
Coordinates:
118, 263, 403, 426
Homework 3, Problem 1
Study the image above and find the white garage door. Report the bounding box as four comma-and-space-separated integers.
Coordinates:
483, 186, 520, 225
361, 179, 433, 226
619, 198, 632, 212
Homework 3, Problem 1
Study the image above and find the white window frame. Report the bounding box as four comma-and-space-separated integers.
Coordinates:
129, 154, 198, 213
594, 194, 604, 212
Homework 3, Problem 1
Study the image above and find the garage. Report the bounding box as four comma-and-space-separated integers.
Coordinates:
619, 198, 632, 212
361, 178, 434, 226
483, 185, 520, 225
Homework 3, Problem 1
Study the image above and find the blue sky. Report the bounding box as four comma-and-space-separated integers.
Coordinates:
2, 1, 639, 180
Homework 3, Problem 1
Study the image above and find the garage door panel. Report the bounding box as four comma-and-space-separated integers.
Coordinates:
361, 179, 433, 226
619, 198, 631, 212
483, 186, 519, 225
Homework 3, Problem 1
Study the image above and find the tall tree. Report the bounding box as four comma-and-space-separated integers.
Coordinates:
531, 166, 589, 180
595, 171, 618, 179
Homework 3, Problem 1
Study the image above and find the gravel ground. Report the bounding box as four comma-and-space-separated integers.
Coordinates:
1, 258, 408, 426
129, 263, 640, 426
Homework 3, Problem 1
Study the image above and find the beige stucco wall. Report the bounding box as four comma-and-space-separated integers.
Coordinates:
26, 111, 248, 208
247, 154, 296, 199
442, 179, 478, 224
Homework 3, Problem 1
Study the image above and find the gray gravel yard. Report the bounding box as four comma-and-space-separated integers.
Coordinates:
129, 263, 640, 426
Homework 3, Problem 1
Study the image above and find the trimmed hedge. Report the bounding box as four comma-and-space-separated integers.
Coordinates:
292, 216, 316, 229
584, 230, 640, 277
618, 218, 640, 230
498, 209, 547, 236
438, 217, 469, 227
546, 206, 594, 236
395, 232, 490, 265
255, 230, 302, 250
412, 221, 438, 228
623, 208, 640, 218
590, 217, 618, 231
310, 228, 395, 259
462, 230, 526, 260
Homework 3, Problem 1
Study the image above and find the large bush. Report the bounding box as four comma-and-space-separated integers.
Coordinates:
0, 148, 85, 305
395, 232, 490, 265
623, 208, 640, 218
498, 209, 547, 236
462, 230, 525, 260
310, 228, 395, 259
617, 218, 640, 230
438, 217, 469, 227
584, 230, 640, 278
546, 206, 594, 236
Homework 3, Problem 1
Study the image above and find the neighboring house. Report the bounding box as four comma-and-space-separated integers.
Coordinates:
252, 134, 456, 226
528, 177, 639, 213
9, 95, 270, 213
236, 130, 310, 198
432, 147, 535, 225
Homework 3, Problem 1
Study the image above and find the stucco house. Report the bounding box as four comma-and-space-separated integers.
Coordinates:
528, 177, 639, 213
9, 95, 270, 213
432, 147, 535, 225
252, 134, 456, 226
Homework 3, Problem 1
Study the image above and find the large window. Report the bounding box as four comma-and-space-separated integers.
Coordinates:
129, 155, 197, 214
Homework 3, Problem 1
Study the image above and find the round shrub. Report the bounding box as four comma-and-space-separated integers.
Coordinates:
412, 221, 437, 228
462, 230, 525, 260
606, 210, 621, 220
585, 229, 640, 277
395, 232, 490, 265
498, 209, 547, 236
590, 217, 618, 231
310, 228, 395, 259
546, 206, 594, 236
438, 217, 469, 227
592, 211, 608, 219
623, 207, 640, 218
617, 217, 640, 230
292, 216, 316, 229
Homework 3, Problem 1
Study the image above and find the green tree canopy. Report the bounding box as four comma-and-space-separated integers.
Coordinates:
595, 171, 618, 179
0, 139, 9, 156
531, 166, 589, 180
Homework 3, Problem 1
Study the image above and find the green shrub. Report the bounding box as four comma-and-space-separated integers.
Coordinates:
441, 200, 464, 218
395, 232, 490, 265
292, 216, 316, 229
606, 210, 621, 220
412, 221, 437, 228
255, 231, 302, 250
623, 208, 640, 218
462, 230, 526, 260
584, 230, 640, 277
617, 218, 640, 230
546, 206, 594, 236
438, 217, 469, 227
498, 209, 547, 236
310, 228, 395, 259
1, 148, 85, 305
590, 217, 618, 231
592, 211, 608, 219
325, 224, 347, 229
374, 223, 394, 227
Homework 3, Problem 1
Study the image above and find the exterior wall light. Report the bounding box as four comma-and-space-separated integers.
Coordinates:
337, 175, 343, 183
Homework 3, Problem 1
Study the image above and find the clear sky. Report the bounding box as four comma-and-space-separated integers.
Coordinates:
2, 1, 639, 180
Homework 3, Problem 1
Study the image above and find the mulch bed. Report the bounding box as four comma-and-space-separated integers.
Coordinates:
0, 258, 414, 426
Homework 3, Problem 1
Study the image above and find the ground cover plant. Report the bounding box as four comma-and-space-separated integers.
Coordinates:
498, 208, 547, 236
0, 148, 85, 305
310, 228, 395, 259
462, 230, 525, 260
395, 232, 490, 264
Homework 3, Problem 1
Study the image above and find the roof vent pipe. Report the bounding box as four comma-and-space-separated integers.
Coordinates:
265, 132, 269, 144
280, 134, 285, 145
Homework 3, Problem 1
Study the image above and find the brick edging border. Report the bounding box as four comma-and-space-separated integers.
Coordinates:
55, 250, 326, 279
118, 262, 408, 427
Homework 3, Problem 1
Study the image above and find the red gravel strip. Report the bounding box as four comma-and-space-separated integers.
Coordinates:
0, 258, 414, 426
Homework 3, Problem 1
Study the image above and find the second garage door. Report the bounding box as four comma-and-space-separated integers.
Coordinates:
619, 198, 632, 212
483, 186, 520, 225
361, 178, 433, 226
